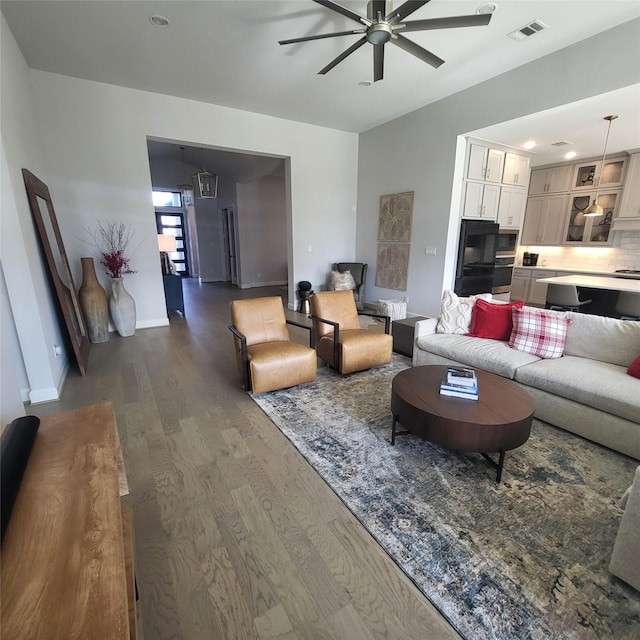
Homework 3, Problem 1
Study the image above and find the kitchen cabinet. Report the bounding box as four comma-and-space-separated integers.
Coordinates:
615, 152, 640, 221
529, 269, 555, 306
467, 144, 505, 183
462, 181, 500, 220
521, 194, 567, 245
497, 187, 526, 228
563, 190, 620, 245
529, 165, 572, 195
571, 157, 627, 190
510, 268, 557, 305
502, 153, 530, 187
510, 269, 530, 301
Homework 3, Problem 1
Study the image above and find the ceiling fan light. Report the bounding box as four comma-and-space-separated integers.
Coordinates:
367, 23, 392, 44
583, 201, 603, 217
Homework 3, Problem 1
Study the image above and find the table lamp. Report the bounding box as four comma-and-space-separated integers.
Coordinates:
157, 234, 177, 275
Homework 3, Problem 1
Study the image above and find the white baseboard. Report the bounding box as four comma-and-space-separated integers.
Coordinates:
136, 318, 170, 329
29, 386, 61, 404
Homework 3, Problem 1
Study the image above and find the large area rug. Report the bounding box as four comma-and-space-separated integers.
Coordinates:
252, 355, 640, 640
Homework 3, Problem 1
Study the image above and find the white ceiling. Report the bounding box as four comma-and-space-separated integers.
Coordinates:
2, 1, 639, 170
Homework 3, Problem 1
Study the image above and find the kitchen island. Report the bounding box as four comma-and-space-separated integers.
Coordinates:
536, 274, 640, 317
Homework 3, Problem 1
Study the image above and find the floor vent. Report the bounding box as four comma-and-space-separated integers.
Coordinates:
508, 19, 549, 41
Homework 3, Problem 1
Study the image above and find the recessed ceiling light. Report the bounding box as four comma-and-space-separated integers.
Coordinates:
564, 151, 577, 160
522, 140, 536, 150
149, 15, 170, 28
476, 3, 497, 15
358, 81, 372, 88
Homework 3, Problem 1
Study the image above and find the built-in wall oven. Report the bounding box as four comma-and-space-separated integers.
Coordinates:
496, 229, 519, 256
454, 220, 499, 296
492, 229, 519, 295
493, 256, 515, 295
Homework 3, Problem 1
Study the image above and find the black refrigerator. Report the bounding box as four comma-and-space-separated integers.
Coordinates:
454, 220, 499, 296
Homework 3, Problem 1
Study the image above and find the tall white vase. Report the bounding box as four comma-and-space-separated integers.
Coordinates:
109, 277, 136, 337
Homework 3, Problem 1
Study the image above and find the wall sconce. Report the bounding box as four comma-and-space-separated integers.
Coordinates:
158, 234, 177, 275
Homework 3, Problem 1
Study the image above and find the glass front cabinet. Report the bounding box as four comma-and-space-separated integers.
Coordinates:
571, 157, 627, 191
563, 190, 620, 244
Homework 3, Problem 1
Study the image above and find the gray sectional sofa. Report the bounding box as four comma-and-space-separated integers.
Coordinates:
413, 310, 640, 460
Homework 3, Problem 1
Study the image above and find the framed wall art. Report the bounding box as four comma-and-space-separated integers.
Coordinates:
378, 191, 414, 243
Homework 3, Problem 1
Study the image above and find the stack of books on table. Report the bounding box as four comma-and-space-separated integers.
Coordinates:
440, 367, 478, 400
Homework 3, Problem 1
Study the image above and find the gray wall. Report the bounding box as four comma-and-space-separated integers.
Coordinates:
357, 19, 640, 317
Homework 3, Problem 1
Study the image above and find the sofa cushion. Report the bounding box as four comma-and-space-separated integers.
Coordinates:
509, 307, 571, 359
514, 356, 640, 424
415, 333, 540, 379
628, 355, 640, 379
436, 290, 492, 334
563, 312, 640, 367
469, 299, 524, 341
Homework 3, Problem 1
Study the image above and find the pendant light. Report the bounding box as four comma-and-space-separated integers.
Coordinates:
177, 146, 194, 206
193, 148, 218, 199
584, 114, 618, 216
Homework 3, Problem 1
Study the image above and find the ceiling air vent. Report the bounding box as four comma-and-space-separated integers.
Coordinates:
551, 141, 572, 147
508, 19, 549, 41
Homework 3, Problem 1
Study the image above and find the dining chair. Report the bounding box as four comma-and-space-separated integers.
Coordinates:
546, 284, 592, 312
615, 291, 640, 321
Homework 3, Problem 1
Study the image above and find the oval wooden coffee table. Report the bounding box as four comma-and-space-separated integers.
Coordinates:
390, 365, 534, 482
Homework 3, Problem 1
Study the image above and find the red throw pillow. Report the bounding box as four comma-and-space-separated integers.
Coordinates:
628, 355, 640, 379
468, 299, 525, 341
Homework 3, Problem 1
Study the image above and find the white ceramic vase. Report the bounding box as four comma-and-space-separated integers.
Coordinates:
109, 277, 136, 337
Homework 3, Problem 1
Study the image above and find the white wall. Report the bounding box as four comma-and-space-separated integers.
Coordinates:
1, 16, 358, 406
357, 19, 640, 317
236, 175, 287, 288
1, 17, 68, 405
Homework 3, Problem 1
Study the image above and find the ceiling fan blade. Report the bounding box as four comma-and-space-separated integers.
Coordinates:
313, 0, 371, 26
387, 1, 431, 23
279, 29, 366, 45
373, 43, 384, 82
318, 36, 367, 75
392, 34, 444, 69
401, 14, 492, 32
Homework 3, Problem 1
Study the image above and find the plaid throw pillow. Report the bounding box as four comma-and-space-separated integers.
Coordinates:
509, 307, 571, 359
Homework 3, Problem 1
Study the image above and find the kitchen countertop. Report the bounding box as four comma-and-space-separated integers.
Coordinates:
514, 266, 640, 279
536, 275, 640, 293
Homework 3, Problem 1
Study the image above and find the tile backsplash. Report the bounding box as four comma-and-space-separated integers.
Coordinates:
519, 230, 640, 271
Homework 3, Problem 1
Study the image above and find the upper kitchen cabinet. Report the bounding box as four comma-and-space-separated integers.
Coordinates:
462, 181, 500, 220
467, 144, 505, 183
497, 187, 526, 228
521, 194, 567, 245
571, 157, 627, 191
528, 165, 572, 195
502, 153, 530, 188
612, 152, 640, 230
563, 190, 621, 245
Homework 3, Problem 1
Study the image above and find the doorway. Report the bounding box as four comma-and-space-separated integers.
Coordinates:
155, 210, 190, 276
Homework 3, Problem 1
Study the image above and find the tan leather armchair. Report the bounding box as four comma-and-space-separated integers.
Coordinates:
310, 290, 393, 374
229, 297, 317, 394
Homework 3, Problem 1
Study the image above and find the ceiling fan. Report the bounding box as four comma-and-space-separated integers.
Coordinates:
279, 0, 493, 82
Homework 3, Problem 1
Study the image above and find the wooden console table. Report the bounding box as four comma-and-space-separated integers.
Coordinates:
1, 402, 136, 639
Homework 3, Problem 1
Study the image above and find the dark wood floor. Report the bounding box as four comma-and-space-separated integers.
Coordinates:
30, 279, 460, 640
